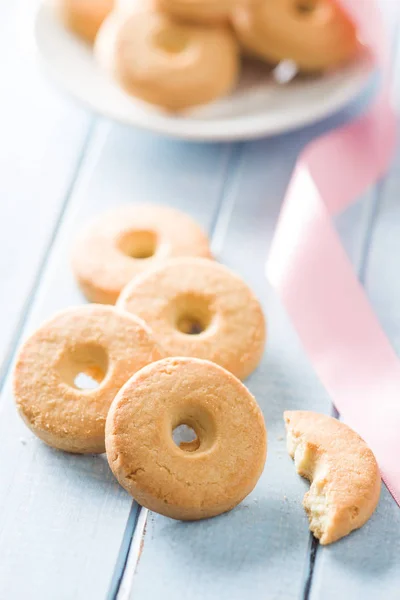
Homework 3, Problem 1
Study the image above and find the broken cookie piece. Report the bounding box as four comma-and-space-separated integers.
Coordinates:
284, 411, 381, 544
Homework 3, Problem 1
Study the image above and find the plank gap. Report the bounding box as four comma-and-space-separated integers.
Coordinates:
302, 537, 319, 600
357, 180, 385, 286
208, 143, 244, 243
0, 123, 234, 599
116, 508, 149, 600
107, 504, 142, 600
210, 142, 245, 256
305, 12, 400, 594
304, 187, 385, 598
111, 141, 243, 598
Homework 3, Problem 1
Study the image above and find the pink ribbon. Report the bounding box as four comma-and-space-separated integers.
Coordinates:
267, 0, 400, 503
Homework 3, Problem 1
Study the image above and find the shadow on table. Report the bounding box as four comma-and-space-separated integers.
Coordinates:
155, 493, 307, 572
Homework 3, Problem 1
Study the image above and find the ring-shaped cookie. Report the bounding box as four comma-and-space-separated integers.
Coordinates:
13, 305, 164, 454
71, 205, 212, 304
117, 257, 266, 380
154, 0, 235, 25
95, 11, 239, 111
232, 0, 358, 72
106, 357, 267, 520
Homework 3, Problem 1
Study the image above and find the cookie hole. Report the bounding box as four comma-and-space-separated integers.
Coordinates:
273, 60, 298, 84
295, 0, 317, 15
172, 424, 200, 452
74, 371, 102, 390
57, 344, 108, 391
176, 315, 207, 335
118, 230, 157, 259
171, 406, 216, 454
153, 27, 189, 54
173, 293, 213, 336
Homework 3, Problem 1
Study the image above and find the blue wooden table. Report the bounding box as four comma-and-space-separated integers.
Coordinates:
1, 1, 400, 598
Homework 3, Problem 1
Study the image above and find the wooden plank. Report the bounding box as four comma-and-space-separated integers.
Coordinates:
310, 487, 400, 600
126, 101, 378, 599
0, 0, 92, 373
0, 121, 233, 600
310, 134, 400, 600
308, 19, 400, 600
307, 190, 400, 600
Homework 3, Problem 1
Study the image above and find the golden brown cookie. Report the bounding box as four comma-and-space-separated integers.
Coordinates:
71, 205, 212, 305
117, 257, 266, 380
154, 0, 236, 24
13, 305, 164, 454
55, 0, 114, 43
284, 411, 381, 544
232, 0, 358, 72
95, 10, 239, 111
106, 357, 267, 519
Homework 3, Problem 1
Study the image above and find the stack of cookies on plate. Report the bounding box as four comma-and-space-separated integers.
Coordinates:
55, 0, 359, 111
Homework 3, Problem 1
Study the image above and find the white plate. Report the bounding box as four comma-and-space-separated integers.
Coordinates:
34, 2, 373, 141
